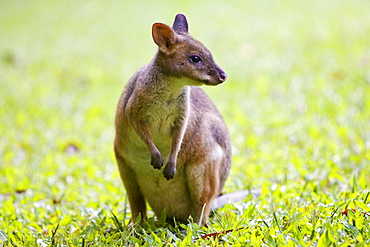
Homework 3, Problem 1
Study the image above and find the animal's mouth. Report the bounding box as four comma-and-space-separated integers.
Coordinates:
204, 71, 227, 86
204, 81, 223, 86
204, 79, 225, 86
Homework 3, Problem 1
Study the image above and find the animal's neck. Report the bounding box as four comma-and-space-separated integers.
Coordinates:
147, 55, 189, 102
150, 78, 187, 103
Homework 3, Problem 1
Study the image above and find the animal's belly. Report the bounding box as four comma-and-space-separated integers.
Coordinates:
134, 163, 193, 220
120, 123, 193, 220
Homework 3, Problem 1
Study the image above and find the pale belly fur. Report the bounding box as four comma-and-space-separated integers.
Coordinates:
134, 161, 193, 220
122, 123, 193, 220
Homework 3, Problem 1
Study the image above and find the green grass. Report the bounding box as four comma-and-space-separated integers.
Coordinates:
1, 0, 369, 246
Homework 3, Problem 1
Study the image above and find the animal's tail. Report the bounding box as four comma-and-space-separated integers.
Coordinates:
211, 189, 261, 210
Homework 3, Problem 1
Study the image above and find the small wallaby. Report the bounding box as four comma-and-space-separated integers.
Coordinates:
114, 14, 232, 225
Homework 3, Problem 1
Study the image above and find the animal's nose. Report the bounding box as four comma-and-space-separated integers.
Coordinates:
219, 71, 227, 82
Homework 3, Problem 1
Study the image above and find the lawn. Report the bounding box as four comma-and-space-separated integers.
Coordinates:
1, 0, 369, 246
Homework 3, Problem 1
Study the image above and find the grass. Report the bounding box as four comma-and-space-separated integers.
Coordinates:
1, 0, 369, 246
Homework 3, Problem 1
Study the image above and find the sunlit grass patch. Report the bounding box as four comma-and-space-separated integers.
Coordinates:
1, 0, 369, 245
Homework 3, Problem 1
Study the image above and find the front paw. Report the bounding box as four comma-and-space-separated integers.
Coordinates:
151, 152, 164, 169
163, 161, 176, 180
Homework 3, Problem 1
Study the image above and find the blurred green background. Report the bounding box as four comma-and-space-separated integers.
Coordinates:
1, 0, 369, 245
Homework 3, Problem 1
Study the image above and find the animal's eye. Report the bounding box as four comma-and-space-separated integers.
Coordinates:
189, 55, 202, 64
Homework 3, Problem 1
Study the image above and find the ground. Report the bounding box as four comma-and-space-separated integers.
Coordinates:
1, 0, 369, 246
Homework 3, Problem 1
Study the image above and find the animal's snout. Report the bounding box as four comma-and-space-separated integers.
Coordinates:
206, 68, 227, 85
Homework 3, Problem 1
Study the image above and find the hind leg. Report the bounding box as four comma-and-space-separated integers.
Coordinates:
186, 161, 221, 225
115, 146, 147, 224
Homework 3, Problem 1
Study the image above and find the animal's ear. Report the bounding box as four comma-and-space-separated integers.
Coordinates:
173, 14, 188, 34
152, 23, 176, 53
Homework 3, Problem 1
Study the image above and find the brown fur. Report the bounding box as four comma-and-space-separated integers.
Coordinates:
114, 14, 231, 225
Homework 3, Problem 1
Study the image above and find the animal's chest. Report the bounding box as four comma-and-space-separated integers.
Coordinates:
147, 99, 181, 129
125, 98, 182, 164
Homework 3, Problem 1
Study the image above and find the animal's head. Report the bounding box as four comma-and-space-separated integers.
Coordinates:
152, 14, 227, 86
